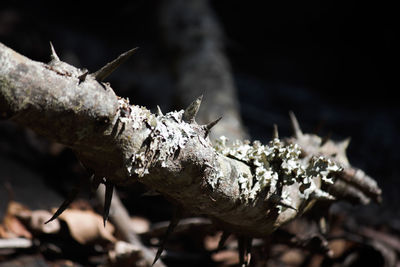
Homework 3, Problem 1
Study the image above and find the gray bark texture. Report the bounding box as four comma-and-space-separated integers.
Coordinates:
0, 42, 381, 238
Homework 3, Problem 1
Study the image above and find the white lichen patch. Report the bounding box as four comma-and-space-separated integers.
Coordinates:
214, 136, 342, 209
148, 110, 195, 167
116, 97, 150, 131
123, 106, 197, 177
115, 98, 202, 179
207, 158, 224, 190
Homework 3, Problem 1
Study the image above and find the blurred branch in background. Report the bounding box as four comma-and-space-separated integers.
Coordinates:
96, 185, 165, 267
159, 0, 248, 141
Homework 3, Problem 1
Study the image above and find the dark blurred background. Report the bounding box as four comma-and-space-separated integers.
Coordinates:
0, 0, 398, 262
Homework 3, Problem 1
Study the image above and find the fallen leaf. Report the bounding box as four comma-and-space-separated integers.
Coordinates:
3, 216, 32, 239
1, 201, 32, 239
204, 231, 223, 251
328, 239, 354, 259
212, 250, 239, 265
58, 209, 116, 245
0, 225, 7, 238
280, 248, 306, 265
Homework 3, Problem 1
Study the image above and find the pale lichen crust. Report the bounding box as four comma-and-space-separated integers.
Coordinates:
214, 136, 342, 212
115, 97, 198, 178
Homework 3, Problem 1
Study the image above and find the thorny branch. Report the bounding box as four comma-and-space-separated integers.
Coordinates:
0, 42, 381, 265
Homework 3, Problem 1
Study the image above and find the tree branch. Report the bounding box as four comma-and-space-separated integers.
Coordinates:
0, 42, 381, 240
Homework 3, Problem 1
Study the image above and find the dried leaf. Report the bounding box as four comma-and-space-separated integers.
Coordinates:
204, 231, 224, 251
212, 250, 239, 266
58, 209, 116, 245
279, 248, 306, 265
328, 239, 354, 259
1, 201, 32, 239
6, 201, 30, 216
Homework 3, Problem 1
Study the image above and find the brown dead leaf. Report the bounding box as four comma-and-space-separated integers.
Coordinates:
6, 201, 30, 216
280, 248, 306, 265
1, 201, 32, 239
58, 209, 116, 245
3, 216, 32, 239
204, 231, 223, 251
0, 223, 11, 239
328, 239, 354, 259
212, 250, 239, 266
307, 254, 325, 267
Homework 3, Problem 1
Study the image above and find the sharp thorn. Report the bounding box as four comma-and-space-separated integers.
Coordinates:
204, 117, 222, 135
78, 70, 89, 84
245, 238, 252, 266
94, 47, 138, 82
269, 194, 297, 211
339, 137, 351, 150
152, 248, 163, 266
156, 105, 163, 116
182, 95, 203, 123
289, 111, 303, 139
238, 237, 246, 267
217, 231, 231, 251
238, 237, 252, 267
49, 41, 60, 61
45, 179, 84, 224
272, 124, 279, 139
152, 209, 182, 266
45, 196, 75, 224
103, 181, 114, 227
89, 175, 103, 199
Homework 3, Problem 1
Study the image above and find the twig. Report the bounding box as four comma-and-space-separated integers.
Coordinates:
0, 238, 33, 249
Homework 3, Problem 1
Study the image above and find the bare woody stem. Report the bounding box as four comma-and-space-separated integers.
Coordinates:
0, 42, 380, 239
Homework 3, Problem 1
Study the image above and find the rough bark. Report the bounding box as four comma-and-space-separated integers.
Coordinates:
0, 42, 381, 239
